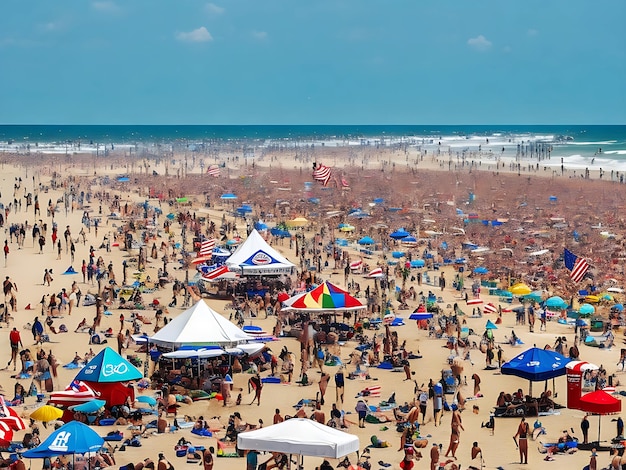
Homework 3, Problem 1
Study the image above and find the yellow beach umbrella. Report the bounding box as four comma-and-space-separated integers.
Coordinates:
509, 283, 532, 296
585, 295, 600, 304
30, 405, 63, 422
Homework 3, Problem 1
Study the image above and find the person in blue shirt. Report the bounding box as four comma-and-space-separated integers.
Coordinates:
246, 450, 259, 470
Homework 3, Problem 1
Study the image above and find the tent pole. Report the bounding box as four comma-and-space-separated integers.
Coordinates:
598, 415, 601, 444
529, 381, 532, 397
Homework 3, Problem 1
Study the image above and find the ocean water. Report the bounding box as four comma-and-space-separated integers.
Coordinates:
0, 124, 624, 170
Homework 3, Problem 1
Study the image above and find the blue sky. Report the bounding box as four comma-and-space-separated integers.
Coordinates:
0, 0, 624, 124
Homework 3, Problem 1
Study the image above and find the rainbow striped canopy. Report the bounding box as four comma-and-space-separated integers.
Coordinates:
284, 281, 366, 312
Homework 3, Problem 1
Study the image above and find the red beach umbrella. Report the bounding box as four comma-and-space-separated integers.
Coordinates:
467, 298, 484, 305
579, 390, 622, 443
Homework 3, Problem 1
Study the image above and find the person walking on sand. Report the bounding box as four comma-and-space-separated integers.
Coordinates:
8, 327, 22, 370
202, 447, 214, 470
318, 372, 330, 405
3, 240, 8, 267
249, 373, 263, 406
444, 408, 464, 459
514, 417, 530, 464
581, 414, 590, 444
430, 443, 439, 470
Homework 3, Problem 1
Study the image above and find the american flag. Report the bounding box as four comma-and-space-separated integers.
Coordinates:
202, 265, 230, 281
563, 248, 589, 283
207, 165, 220, 177
199, 238, 216, 256
313, 164, 332, 186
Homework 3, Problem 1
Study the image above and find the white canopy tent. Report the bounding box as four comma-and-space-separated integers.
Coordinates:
225, 229, 296, 276
237, 418, 359, 460
149, 300, 254, 347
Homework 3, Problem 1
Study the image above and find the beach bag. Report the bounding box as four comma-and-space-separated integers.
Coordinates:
317, 349, 324, 360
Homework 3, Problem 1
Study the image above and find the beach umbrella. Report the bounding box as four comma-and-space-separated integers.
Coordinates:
220, 193, 237, 200
578, 303, 595, 316
611, 304, 624, 312
390, 228, 410, 240
483, 303, 498, 314
521, 291, 543, 303
409, 260, 425, 268
585, 295, 600, 304
166, 213, 175, 220
373, 198, 384, 204
30, 405, 64, 423
501, 347, 570, 396
509, 283, 532, 296
358, 236, 375, 246
607, 287, 624, 294
70, 399, 106, 414
176, 197, 188, 203
467, 298, 483, 305
236, 205, 253, 214
339, 224, 355, 232
277, 292, 290, 303
409, 311, 433, 321
23, 421, 104, 458
136, 395, 158, 406
485, 320, 498, 330
283, 281, 366, 313
579, 390, 622, 444
473, 267, 489, 274
74, 347, 143, 383
392, 251, 405, 259
545, 296, 567, 309
366, 267, 384, 279
0, 422, 13, 447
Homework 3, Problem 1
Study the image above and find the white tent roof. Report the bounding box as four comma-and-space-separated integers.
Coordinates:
237, 418, 359, 458
149, 300, 253, 347
225, 229, 296, 276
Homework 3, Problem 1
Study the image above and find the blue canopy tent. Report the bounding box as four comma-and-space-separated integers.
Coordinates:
501, 347, 570, 396
23, 421, 104, 460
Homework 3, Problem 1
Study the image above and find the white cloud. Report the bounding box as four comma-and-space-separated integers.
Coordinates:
205, 3, 225, 15
92, 1, 119, 12
467, 35, 492, 52
251, 30, 268, 41
527, 29, 539, 37
176, 27, 213, 43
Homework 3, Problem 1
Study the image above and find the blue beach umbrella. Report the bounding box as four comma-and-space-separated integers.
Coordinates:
23, 421, 104, 458
390, 228, 410, 240
410, 260, 425, 268
358, 236, 375, 245
373, 198, 384, 204
392, 251, 405, 259
473, 267, 489, 274
136, 395, 158, 406
70, 399, 106, 414
409, 312, 433, 321
74, 347, 143, 383
612, 304, 624, 312
578, 303, 595, 316
402, 236, 417, 244
545, 296, 567, 309
220, 193, 237, 200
